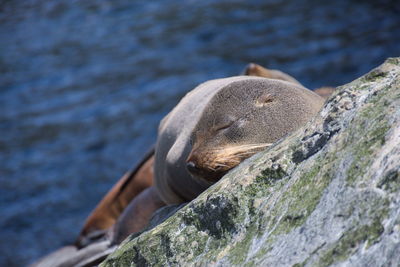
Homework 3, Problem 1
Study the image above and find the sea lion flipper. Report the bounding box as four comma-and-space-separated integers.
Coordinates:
110, 186, 166, 245
77, 148, 155, 247
313, 86, 336, 99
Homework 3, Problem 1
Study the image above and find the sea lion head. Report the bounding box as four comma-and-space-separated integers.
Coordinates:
186, 77, 324, 183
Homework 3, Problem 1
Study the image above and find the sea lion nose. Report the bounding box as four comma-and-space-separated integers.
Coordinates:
186, 161, 200, 174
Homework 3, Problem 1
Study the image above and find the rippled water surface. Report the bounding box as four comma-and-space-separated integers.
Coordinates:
1, 0, 399, 265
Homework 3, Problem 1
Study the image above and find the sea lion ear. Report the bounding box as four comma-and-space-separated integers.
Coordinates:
242, 63, 302, 86
255, 93, 274, 107
241, 63, 267, 76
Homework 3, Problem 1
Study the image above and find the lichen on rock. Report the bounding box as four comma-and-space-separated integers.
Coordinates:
101, 58, 400, 267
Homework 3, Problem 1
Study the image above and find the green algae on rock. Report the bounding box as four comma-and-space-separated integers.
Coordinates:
102, 58, 400, 267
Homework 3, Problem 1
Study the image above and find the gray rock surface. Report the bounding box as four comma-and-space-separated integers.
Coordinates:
101, 58, 400, 266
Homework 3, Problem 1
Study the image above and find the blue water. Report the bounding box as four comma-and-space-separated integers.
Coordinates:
1, 0, 399, 265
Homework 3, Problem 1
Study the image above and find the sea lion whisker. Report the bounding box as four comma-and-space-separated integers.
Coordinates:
211, 144, 263, 153
211, 143, 272, 158
208, 143, 274, 170
214, 158, 241, 166
214, 163, 230, 168
206, 166, 217, 171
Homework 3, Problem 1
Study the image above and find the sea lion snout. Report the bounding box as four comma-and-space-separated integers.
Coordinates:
186, 161, 200, 174
186, 143, 267, 183
185, 152, 207, 176
186, 150, 228, 182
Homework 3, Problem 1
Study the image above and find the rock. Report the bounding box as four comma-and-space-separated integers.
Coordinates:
101, 58, 400, 267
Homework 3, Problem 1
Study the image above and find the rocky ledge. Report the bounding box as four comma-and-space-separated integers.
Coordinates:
102, 58, 400, 267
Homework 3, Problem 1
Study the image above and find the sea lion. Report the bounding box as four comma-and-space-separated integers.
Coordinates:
32, 76, 324, 267
154, 76, 324, 204
111, 76, 324, 242
243, 63, 336, 99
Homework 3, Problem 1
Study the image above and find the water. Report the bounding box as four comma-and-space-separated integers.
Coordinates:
1, 0, 399, 265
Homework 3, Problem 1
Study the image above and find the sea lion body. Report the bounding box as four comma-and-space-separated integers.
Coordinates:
32, 75, 325, 267
154, 76, 324, 204
243, 63, 336, 99
154, 78, 230, 204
